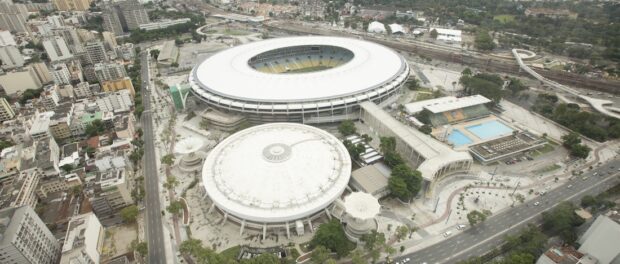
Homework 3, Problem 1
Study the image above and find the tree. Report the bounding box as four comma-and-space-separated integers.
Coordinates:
467, 210, 488, 226
175, 38, 184, 46
361, 134, 372, 143
180, 238, 203, 255
561, 132, 581, 148
244, 253, 280, 264
120, 205, 139, 223
161, 154, 175, 166
360, 231, 385, 263
171, 62, 179, 67
415, 109, 432, 125
136, 242, 148, 256
419, 125, 432, 134
570, 144, 591, 159
396, 226, 409, 241
85, 146, 96, 156
507, 78, 527, 95
461, 68, 472, 76
389, 176, 410, 201
407, 78, 420, 90
150, 49, 160, 59
85, 120, 106, 137
60, 164, 74, 173
474, 30, 496, 51
379, 136, 396, 153
167, 200, 183, 215
541, 202, 584, 243
163, 176, 179, 190
310, 220, 352, 257
338, 120, 357, 136
389, 164, 423, 201
311, 245, 331, 264
430, 29, 438, 39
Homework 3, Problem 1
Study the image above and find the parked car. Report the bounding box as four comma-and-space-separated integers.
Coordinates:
442, 231, 452, 237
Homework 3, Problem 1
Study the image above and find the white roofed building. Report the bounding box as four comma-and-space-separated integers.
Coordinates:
360, 101, 472, 198
201, 123, 351, 239
367, 21, 386, 33
431, 28, 462, 42
189, 36, 409, 123
60, 213, 104, 264
389, 23, 405, 34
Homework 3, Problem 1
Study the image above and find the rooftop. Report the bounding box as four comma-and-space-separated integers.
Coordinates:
202, 123, 351, 222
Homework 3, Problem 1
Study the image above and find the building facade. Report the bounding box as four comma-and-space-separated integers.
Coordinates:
0, 206, 61, 264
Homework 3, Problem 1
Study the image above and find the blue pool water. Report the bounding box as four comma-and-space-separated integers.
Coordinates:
466, 120, 513, 140
447, 129, 473, 147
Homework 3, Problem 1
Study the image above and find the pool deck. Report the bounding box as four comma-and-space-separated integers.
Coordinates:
434, 116, 515, 150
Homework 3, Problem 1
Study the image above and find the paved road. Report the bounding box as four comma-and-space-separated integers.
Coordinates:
391, 159, 620, 264
140, 51, 167, 264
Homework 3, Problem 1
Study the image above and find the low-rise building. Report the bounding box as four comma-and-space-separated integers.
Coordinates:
0, 66, 43, 95
577, 215, 620, 264
95, 89, 132, 113
101, 77, 135, 97
87, 152, 134, 218
157, 40, 178, 64
138, 18, 191, 31
37, 173, 82, 199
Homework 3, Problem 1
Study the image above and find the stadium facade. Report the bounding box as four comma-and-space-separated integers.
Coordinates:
189, 36, 410, 123
201, 123, 351, 238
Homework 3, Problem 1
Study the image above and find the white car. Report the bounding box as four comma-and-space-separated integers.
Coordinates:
442, 231, 452, 237
534, 201, 540, 206
456, 224, 466, 230
403, 258, 410, 263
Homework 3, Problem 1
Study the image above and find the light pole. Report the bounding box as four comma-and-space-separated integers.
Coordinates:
512, 181, 521, 196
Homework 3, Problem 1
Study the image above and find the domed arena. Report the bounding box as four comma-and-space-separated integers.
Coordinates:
188, 36, 410, 123
201, 123, 351, 235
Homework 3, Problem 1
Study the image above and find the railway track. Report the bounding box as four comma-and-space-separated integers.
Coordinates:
266, 23, 620, 94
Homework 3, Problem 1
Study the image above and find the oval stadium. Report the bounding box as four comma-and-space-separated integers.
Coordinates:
201, 123, 351, 235
188, 36, 410, 123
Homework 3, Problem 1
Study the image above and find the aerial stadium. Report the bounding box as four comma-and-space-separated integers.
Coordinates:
188, 36, 410, 123
201, 123, 351, 238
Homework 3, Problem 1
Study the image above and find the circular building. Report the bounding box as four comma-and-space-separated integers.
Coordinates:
201, 123, 351, 237
189, 36, 410, 123
174, 137, 205, 172
342, 192, 380, 242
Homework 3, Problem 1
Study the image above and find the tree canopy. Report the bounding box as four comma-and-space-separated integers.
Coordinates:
309, 220, 354, 257
120, 205, 139, 223
388, 164, 423, 201
541, 201, 584, 243
338, 120, 357, 136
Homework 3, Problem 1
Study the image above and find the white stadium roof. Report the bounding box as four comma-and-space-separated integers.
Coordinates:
191, 36, 405, 103
201, 123, 351, 223
344, 192, 380, 220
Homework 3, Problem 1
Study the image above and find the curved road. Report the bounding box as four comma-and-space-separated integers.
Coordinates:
390, 159, 620, 264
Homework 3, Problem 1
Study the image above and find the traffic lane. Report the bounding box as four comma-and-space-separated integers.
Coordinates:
392, 159, 619, 264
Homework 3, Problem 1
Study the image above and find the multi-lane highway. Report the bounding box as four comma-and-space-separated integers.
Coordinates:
140, 51, 167, 263
391, 159, 620, 264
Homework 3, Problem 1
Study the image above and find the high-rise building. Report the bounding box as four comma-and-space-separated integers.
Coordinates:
0, 97, 15, 122
0, 3, 28, 33
31, 62, 54, 85
52, 0, 91, 11
94, 62, 126, 82
118, 0, 150, 30
102, 6, 123, 35
0, 206, 61, 264
101, 31, 117, 50
43, 36, 73, 62
60, 213, 103, 264
0, 45, 24, 69
51, 63, 72, 85
95, 89, 133, 113
85, 41, 108, 64
53, 27, 85, 54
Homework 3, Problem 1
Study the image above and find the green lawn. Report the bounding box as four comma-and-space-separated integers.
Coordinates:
494, 15, 515, 23
531, 144, 555, 157
220, 245, 241, 259
414, 92, 435, 101
534, 163, 561, 174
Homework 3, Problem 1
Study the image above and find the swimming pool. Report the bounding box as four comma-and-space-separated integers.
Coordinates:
447, 129, 473, 147
466, 120, 513, 140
